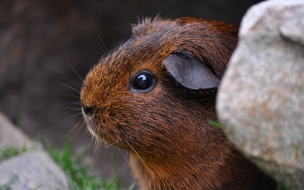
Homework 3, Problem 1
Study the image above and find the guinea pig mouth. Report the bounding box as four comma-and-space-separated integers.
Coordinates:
82, 114, 96, 135
86, 122, 95, 136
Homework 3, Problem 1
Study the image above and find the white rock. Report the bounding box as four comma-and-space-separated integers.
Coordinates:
0, 112, 41, 152
0, 150, 70, 190
217, 1, 304, 189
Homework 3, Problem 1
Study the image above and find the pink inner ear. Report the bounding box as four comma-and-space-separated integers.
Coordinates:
163, 54, 220, 90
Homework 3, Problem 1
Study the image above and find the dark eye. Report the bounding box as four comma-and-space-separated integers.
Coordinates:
131, 71, 157, 93
82, 105, 94, 117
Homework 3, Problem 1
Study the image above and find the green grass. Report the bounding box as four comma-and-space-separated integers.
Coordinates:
0, 174, 18, 190
276, 184, 294, 190
0, 135, 293, 190
0, 144, 135, 190
0, 146, 27, 161
47, 143, 136, 190
0, 147, 23, 190
207, 120, 223, 130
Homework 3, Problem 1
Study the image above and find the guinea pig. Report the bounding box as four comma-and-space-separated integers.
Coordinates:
80, 17, 276, 190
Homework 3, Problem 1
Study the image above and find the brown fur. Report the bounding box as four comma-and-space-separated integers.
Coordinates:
80, 17, 276, 190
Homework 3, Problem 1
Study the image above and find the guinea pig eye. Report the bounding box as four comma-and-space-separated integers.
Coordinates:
131, 71, 156, 93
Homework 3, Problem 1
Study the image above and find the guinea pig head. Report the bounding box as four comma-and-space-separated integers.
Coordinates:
80, 17, 237, 149
80, 17, 275, 190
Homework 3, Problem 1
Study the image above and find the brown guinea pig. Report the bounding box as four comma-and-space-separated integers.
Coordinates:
80, 17, 276, 190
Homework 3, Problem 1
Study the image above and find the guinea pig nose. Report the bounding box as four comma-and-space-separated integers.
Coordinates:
82, 105, 94, 117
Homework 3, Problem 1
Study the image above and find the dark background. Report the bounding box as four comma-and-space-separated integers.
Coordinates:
0, 0, 262, 187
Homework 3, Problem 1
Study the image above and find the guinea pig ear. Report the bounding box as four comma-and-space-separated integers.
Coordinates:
163, 52, 220, 90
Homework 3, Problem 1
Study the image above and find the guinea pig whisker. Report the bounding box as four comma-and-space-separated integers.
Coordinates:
53, 76, 82, 91
64, 120, 84, 139
45, 74, 81, 94
89, 134, 95, 147
91, 138, 100, 165
51, 100, 81, 105
49, 94, 80, 99
104, 141, 115, 148
122, 137, 152, 175
67, 61, 84, 83
102, 139, 107, 149
91, 137, 101, 166
116, 148, 131, 170
64, 111, 78, 118
49, 102, 81, 109
89, 46, 104, 57
45, 64, 83, 88
49, 99, 81, 116
58, 103, 81, 106
89, 17, 107, 53
52, 104, 81, 112
84, 128, 95, 147
55, 112, 83, 126
49, 104, 81, 111
57, 109, 79, 118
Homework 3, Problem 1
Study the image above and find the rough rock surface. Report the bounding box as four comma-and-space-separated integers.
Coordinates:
0, 112, 41, 152
0, 112, 69, 190
217, 1, 304, 189
0, 150, 69, 190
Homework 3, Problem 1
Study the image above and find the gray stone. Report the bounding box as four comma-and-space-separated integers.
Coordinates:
217, 1, 304, 189
0, 112, 41, 153
0, 150, 70, 190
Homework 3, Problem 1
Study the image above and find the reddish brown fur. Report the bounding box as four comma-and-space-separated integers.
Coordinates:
80, 17, 276, 190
